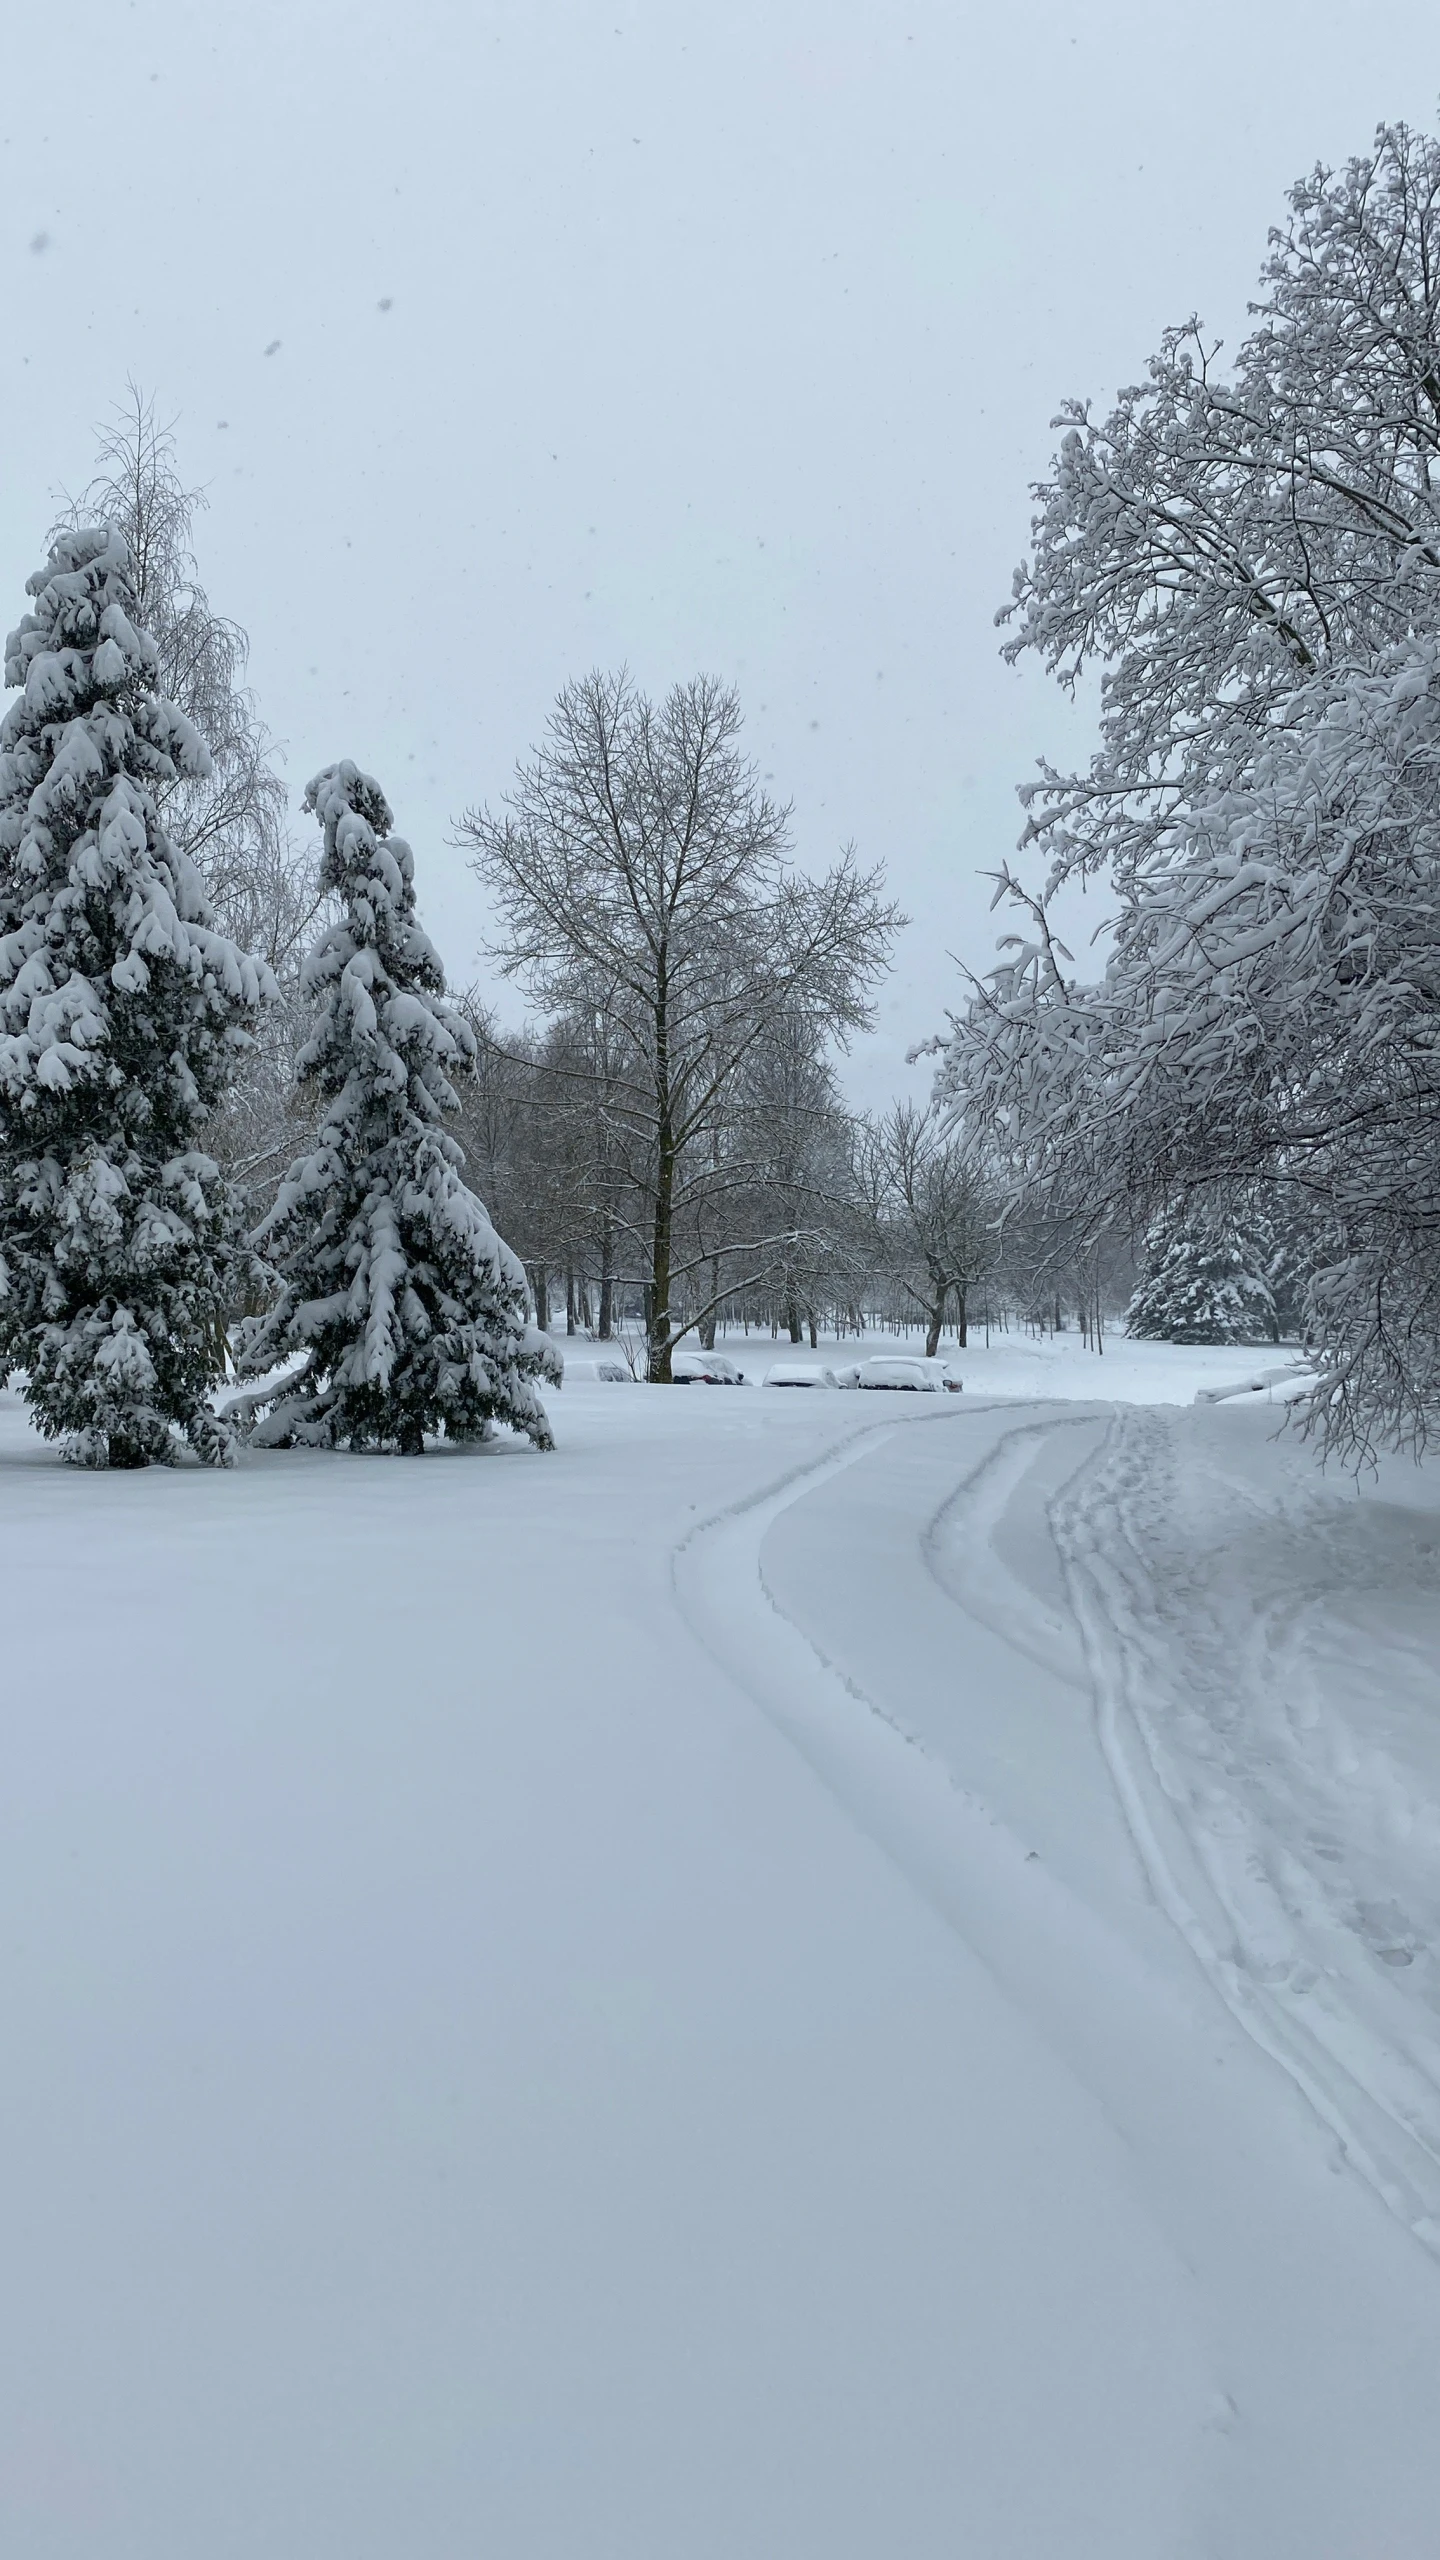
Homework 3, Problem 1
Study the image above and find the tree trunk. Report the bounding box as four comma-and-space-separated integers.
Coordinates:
533, 1264, 549, 1332
598, 1221, 614, 1340
925, 1287, 946, 1359
565, 1268, 578, 1336
955, 1287, 967, 1349
785, 1286, 803, 1345
697, 1254, 719, 1350
807, 1312, 818, 1349
647, 967, 677, 1382
648, 1170, 674, 1379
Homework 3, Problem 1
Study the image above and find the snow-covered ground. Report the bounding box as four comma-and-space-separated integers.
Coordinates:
3, 1345, 1439, 2556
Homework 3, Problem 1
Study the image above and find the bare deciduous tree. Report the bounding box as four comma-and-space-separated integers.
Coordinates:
733, 1006, 857, 1346
458, 671, 900, 1378
858, 1103, 997, 1355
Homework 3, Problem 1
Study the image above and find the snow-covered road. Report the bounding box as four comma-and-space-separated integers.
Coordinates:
3, 1375, 1439, 2554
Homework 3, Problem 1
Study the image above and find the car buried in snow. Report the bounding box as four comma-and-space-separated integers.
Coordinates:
669, 1348, 747, 1384
853, 1355, 962, 1392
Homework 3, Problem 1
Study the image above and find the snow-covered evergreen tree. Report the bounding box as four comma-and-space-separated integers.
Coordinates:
0, 526, 274, 1467
1126, 1213, 1277, 1346
237, 761, 558, 1452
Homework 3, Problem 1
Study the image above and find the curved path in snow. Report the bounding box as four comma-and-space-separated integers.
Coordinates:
674, 1399, 1440, 2559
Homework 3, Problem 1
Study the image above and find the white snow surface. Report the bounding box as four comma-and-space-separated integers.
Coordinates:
3, 1335, 1439, 2555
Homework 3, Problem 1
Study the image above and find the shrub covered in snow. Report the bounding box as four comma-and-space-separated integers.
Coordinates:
0, 526, 274, 1467
236, 761, 558, 1452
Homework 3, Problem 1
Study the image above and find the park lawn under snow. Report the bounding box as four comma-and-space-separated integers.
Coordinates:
3, 1338, 1440, 2557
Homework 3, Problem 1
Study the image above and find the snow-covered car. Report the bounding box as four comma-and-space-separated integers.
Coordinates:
853, 1354, 962, 1392
764, 1361, 840, 1388
544, 1351, 629, 1383
670, 1348, 746, 1384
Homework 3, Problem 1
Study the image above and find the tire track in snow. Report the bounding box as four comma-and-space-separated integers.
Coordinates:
669, 1401, 1204, 2076
672, 1407, 986, 1783
673, 1408, 1246, 2556
1051, 1408, 1440, 2255
670, 1406, 1114, 1965
670, 1405, 1440, 2556
920, 1409, 1099, 1687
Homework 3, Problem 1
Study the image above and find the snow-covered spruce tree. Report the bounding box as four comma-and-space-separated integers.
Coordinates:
236, 762, 558, 1452
0, 526, 274, 1467
1125, 1214, 1277, 1347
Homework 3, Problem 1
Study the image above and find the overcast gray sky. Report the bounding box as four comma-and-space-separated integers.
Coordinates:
5, 1, 1438, 1103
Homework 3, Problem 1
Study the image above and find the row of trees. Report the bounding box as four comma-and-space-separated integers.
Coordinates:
28, 406, 1034, 1402
7, 402, 1041, 1462
50, 406, 1115, 1387
12, 320, 1331, 1479
453, 1040, 1075, 1358
438, 668, 1139, 1365
455, 993, 1309, 1354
